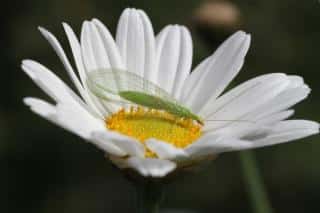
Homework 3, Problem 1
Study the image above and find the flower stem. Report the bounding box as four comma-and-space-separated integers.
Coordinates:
239, 150, 273, 213
134, 180, 164, 213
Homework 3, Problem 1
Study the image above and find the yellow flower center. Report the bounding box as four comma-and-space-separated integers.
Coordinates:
106, 106, 202, 157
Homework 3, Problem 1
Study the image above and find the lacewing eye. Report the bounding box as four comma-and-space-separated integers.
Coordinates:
87, 69, 203, 124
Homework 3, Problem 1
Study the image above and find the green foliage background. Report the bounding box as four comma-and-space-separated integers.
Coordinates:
2, 0, 320, 212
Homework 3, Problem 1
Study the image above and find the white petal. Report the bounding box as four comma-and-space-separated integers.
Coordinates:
24, 97, 56, 117
91, 131, 145, 158
90, 131, 142, 157
38, 27, 88, 102
185, 134, 252, 157
62, 22, 106, 116
210, 110, 294, 139
183, 31, 251, 112
249, 85, 310, 119
22, 60, 104, 117
80, 22, 119, 115
211, 122, 272, 139
273, 120, 319, 133
155, 25, 176, 91
200, 73, 285, 117
126, 157, 176, 177
249, 120, 319, 148
24, 98, 122, 155
116, 8, 130, 66
90, 21, 112, 68
145, 139, 188, 160
54, 103, 105, 139
22, 60, 86, 107
172, 26, 193, 99
91, 18, 124, 69
136, 10, 156, 83
286, 75, 304, 89
204, 74, 290, 131
203, 75, 305, 136
90, 136, 127, 157
81, 21, 100, 72
81, 21, 110, 70
156, 25, 193, 95
24, 97, 105, 140
116, 8, 155, 78
23, 98, 65, 133
257, 110, 294, 125
124, 9, 145, 76
179, 54, 212, 102
62, 23, 87, 86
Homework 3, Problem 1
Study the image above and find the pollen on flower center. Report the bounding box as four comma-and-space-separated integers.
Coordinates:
106, 106, 202, 157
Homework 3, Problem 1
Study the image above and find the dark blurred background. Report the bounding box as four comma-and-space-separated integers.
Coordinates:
2, 0, 320, 212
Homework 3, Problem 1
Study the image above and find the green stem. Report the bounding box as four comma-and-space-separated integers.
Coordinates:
134, 181, 164, 213
239, 150, 273, 213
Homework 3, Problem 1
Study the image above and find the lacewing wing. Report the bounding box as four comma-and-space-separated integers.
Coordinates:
87, 69, 203, 124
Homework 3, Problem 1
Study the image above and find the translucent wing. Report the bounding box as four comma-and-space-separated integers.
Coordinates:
87, 68, 179, 104
87, 69, 205, 124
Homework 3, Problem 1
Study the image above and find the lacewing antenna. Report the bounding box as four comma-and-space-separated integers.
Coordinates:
204, 119, 256, 123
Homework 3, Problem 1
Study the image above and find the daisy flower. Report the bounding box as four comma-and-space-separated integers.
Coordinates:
22, 8, 319, 178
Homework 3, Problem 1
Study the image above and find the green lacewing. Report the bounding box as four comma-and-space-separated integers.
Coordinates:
87, 69, 204, 124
